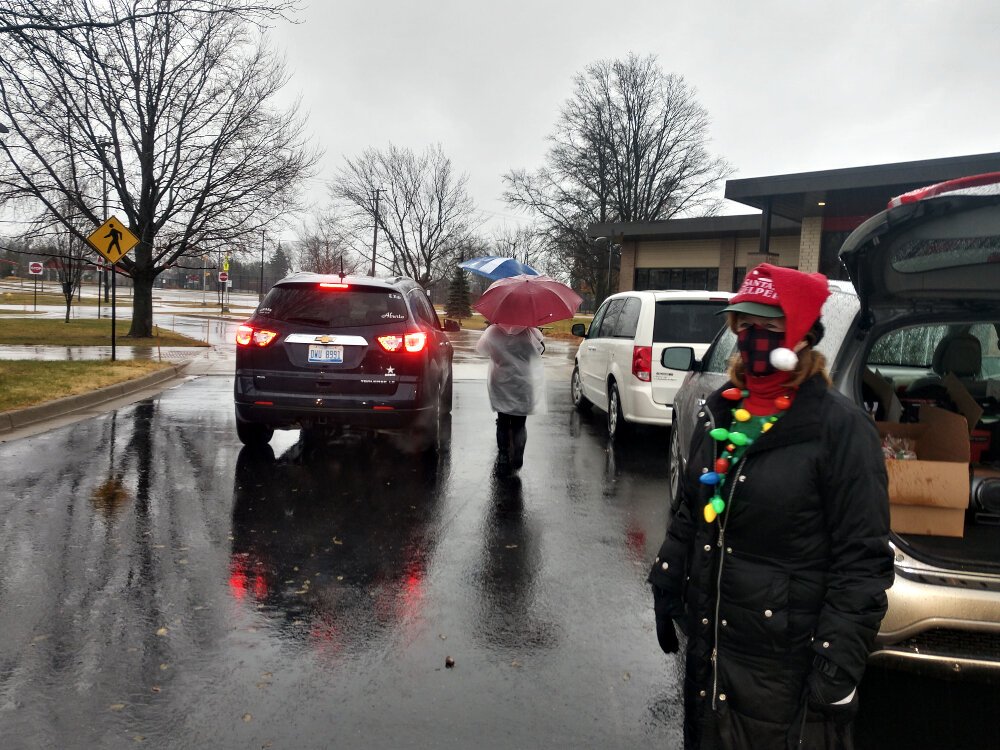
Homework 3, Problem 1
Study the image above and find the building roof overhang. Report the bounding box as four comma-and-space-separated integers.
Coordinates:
589, 214, 800, 242
725, 152, 1000, 222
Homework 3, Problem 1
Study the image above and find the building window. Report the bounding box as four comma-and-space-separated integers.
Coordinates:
634, 267, 720, 291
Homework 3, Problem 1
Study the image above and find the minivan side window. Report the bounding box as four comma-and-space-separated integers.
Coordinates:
588, 301, 611, 339
613, 297, 642, 338
595, 298, 626, 338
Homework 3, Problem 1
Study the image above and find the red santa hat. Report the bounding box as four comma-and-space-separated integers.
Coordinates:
722, 264, 830, 367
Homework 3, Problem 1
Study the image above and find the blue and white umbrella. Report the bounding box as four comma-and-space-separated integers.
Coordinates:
458, 256, 539, 281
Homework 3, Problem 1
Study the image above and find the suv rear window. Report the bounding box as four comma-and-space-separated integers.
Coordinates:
258, 285, 410, 326
653, 301, 728, 343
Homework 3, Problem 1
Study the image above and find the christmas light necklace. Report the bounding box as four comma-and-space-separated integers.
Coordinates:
700, 387, 794, 523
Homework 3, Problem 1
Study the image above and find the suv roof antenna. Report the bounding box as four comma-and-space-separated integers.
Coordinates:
339, 255, 345, 281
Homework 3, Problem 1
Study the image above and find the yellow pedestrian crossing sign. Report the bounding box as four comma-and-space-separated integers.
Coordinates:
88, 216, 139, 264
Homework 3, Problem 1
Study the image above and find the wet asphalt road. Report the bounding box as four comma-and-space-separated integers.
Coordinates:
2, 333, 1000, 748
0, 364, 685, 749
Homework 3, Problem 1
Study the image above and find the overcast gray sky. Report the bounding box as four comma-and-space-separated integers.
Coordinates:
271, 0, 1000, 233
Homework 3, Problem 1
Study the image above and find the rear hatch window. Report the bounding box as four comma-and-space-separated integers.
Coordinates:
259, 284, 409, 327
653, 301, 728, 343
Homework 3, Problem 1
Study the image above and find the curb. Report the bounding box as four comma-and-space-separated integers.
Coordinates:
0, 362, 192, 434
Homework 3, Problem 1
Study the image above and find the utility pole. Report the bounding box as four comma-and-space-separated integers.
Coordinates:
259, 230, 265, 302
370, 187, 383, 277
97, 138, 111, 319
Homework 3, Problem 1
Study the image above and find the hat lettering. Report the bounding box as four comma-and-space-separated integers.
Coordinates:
738, 276, 778, 300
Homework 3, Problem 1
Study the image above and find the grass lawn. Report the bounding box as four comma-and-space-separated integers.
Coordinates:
0, 290, 101, 306
0, 319, 208, 346
0, 360, 173, 412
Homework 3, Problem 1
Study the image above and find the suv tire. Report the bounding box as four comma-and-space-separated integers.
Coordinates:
236, 415, 274, 446
571, 366, 591, 412
607, 382, 629, 442
668, 425, 682, 510
441, 375, 453, 414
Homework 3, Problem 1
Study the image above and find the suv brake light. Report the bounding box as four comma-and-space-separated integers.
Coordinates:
319, 282, 349, 289
377, 331, 428, 353
632, 345, 652, 382
236, 324, 278, 347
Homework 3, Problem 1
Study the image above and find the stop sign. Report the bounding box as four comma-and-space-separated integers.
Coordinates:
218, 271, 229, 282
28, 261, 43, 275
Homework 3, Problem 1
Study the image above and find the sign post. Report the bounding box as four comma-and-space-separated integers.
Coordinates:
87, 217, 140, 362
28, 261, 43, 311
218, 271, 229, 314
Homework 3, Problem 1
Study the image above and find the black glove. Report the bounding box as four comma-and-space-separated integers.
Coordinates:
651, 584, 680, 654
655, 616, 679, 654
806, 657, 858, 724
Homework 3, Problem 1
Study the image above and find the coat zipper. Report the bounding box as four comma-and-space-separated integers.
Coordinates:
710, 455, 747, 711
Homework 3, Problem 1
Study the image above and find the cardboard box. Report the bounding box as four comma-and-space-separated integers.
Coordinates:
877, 406, 970, 538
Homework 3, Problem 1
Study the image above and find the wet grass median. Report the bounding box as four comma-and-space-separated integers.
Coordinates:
0, 360, 173, 412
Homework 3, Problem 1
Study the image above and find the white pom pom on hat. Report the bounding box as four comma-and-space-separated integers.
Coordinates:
769, 347, 799, 372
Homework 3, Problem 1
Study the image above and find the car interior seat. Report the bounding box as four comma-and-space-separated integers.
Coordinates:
907, 332, 985, 398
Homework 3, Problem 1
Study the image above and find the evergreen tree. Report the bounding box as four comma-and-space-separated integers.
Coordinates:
445, 267, 472, 319
268, 243, 293, 280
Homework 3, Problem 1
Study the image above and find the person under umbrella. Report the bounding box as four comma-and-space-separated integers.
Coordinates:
475, 322, 545, 471
473, 275, 580, 471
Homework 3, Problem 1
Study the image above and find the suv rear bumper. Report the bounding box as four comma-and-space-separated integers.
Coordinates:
871, 547, 1000, 682
234, 373, 433, 431
235, 399, 432, 431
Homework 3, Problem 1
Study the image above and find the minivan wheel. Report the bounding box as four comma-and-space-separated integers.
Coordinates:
607, 383, 629, 441
571, 366, 591, 412
236, 415, 273, 446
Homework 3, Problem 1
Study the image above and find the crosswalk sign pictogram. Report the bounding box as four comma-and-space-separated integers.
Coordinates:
88, 216, 139, 264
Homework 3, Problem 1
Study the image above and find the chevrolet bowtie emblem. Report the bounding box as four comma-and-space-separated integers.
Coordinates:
315, 335, 333, 343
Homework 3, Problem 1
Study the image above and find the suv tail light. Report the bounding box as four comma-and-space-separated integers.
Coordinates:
632, 345, 652, 382
236, 324, 278, 347
377, 331, 428, 353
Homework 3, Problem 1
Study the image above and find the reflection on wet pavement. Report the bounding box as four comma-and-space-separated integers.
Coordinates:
0, 374, 681, 748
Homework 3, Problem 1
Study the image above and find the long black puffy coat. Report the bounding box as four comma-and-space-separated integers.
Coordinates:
649, 375, 894, 749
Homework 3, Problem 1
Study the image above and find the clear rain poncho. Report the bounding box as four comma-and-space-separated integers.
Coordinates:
475, 324, 547, 416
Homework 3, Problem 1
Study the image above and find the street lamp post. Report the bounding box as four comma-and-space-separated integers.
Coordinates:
594, 235, 616, 300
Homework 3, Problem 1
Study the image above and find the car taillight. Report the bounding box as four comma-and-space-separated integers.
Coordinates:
632, 345, 652, 382
236, 324, 278, 347
318, 282, 349, 289
377, 331, 427, 353
404, 331, 427, 352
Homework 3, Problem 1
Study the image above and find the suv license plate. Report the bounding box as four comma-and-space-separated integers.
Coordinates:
308, 345, 344, 363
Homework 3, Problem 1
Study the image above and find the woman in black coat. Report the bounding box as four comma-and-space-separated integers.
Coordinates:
649, 265, 894, 750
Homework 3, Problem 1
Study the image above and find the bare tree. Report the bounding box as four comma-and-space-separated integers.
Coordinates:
0, 0, 317, 337
294, 208, 363, 275
503, 53, 733, 303
490, 223, 559, 278
331, 143, 477, 288
0, 0, 296, 33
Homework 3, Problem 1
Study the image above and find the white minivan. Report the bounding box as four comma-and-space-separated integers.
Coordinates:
570, 289, 733, 440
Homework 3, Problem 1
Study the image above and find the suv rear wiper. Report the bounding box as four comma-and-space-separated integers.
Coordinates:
285, 316, 330, 326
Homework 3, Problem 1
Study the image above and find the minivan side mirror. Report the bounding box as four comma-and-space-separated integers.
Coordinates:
443, 319, 461, 332
661, 346, 697, 371
571, 323, 587, 337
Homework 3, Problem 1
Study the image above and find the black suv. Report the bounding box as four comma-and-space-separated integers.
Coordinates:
234, 273, 454, 449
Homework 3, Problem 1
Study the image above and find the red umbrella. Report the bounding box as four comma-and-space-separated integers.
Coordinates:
473, 274, 582, 326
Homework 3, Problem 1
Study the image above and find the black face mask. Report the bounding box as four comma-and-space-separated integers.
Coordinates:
737, 325, 786, 377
